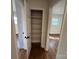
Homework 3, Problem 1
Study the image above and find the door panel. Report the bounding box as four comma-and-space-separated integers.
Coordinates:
14, 0, 31, 58
15, 0, 25, 49
25, 1, 31, 57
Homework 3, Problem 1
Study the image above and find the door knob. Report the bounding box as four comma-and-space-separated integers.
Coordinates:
25, 36, 30, 39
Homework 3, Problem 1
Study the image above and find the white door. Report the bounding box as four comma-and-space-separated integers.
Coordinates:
22, 0, 32, 57
14, 0, 31, 58
14, 0, 25, 49
24, 0, 31, 57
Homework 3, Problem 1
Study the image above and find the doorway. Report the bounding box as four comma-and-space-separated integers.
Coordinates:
29, 10, 49, 59
31, 10, 42, 43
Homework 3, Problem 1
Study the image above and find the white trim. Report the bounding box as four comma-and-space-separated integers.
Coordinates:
32, 40, 41, 43
11, 1, 18, 59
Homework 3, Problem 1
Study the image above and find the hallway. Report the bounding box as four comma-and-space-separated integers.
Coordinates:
12, 0, 67, 59
29, 43, 50, 59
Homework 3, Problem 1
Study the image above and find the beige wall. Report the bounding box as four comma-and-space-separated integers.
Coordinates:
29, 0, 49, 48
56, 9, 67, 59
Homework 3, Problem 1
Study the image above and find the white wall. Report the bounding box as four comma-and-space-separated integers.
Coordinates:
56, 9, 67, 59
29, 0, 49, 48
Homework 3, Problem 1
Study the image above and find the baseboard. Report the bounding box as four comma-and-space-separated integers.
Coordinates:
41, 45, 48, 52
44, 48, 48, 52
32, 40, 40, 43
27, 47, 31, 59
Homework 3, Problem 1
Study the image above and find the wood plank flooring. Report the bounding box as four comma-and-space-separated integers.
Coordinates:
17, 34, 59, 59
29, 43, 50, 59
48, 34, 59, 59
48, 39, 59, 59
29, 34, 59, 59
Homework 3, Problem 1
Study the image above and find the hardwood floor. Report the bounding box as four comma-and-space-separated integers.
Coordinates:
29, 43, 50, 59
17, 34, 59, 59
48, 39, 59, 59
29, 34, 59, 59
48, 34, 60, 59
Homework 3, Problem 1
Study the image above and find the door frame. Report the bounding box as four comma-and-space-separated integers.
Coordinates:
45, 3, 67, 51
30, 9, 44, 48
11, 1, 18, 59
